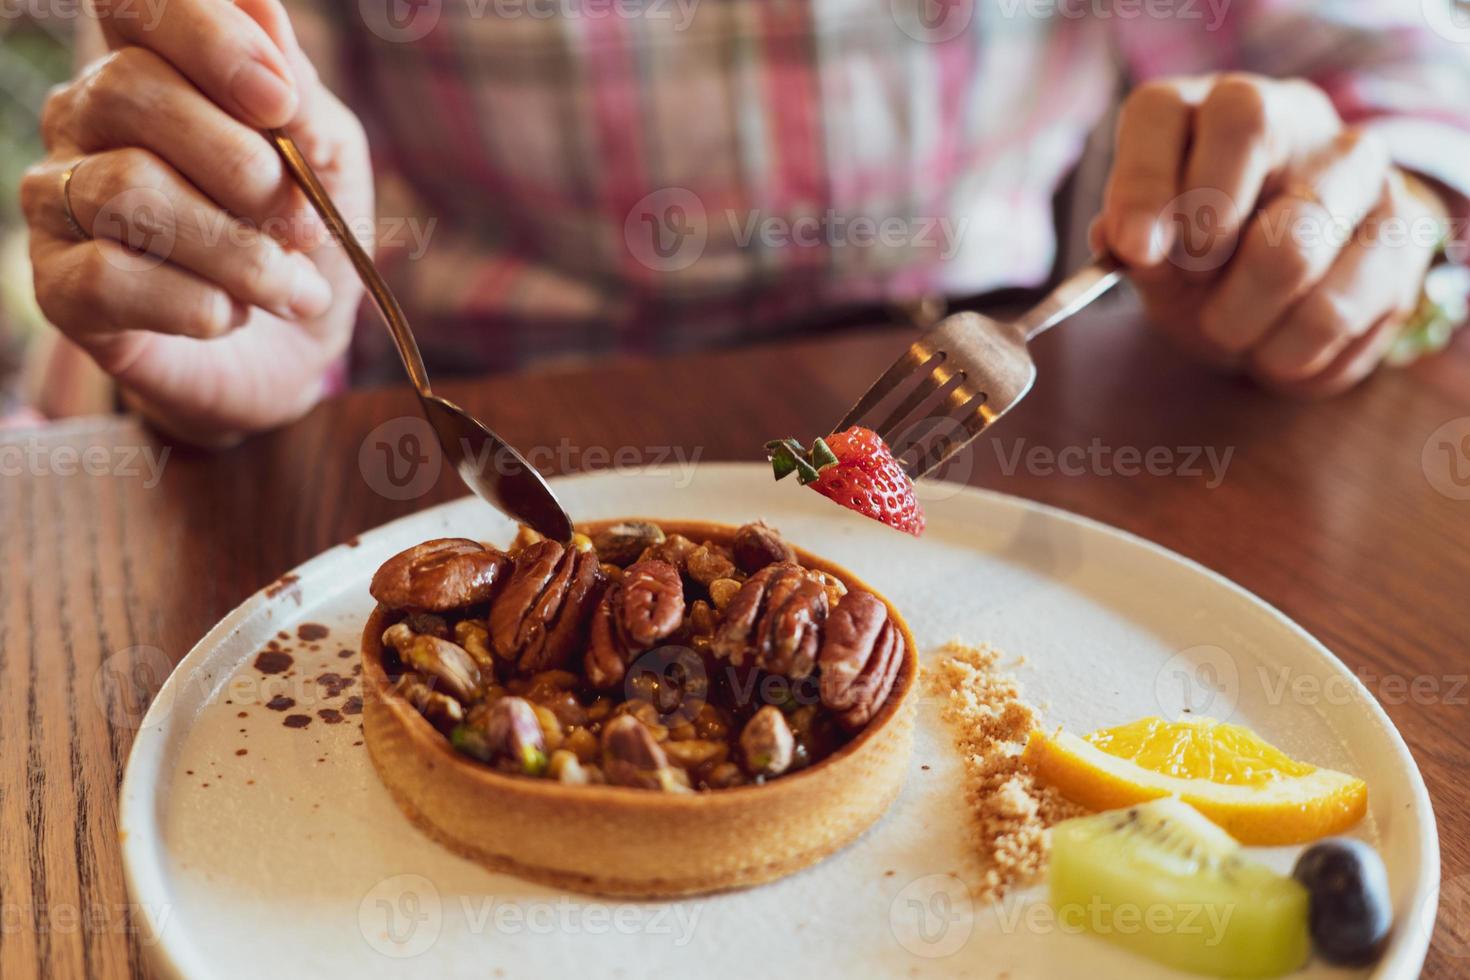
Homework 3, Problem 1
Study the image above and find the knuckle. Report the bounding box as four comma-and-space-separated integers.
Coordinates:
96, 147, 167, 198
18, 165, 54, 226
235, 239, 282, 298
31, 264, 71, 328
1290, 292, 1355, 349
1246, 226, 1313, 291
47, 248, 115, 326
215, 130, 281, 199
181, 288, 232, 339
1203, 75, 1270, 143
39, 82, 77, 145
80, 50, 137, 112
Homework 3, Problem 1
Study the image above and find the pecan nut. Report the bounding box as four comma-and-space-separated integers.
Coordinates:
732, 521, 796, 574
585, 560, 685, 689
685, 544, 737, 588
710, 562, 828, 679
818, 590, 903, 730
590, 521, 666, 567
739, 705, 795, 777
370, 538, 510, 611
488, 540, 603, 673
383, 623, 482, 703
637, 533, 698, 573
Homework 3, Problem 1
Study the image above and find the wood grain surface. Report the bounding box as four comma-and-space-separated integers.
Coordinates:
2, 296, 1468, 978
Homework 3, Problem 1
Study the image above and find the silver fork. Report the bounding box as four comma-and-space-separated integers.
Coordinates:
837, 256, 1124, 479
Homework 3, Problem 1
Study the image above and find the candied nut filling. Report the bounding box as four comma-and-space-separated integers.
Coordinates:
370, 520, 905, 791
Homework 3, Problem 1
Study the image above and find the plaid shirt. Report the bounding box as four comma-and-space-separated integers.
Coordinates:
290, 0, 1470, 381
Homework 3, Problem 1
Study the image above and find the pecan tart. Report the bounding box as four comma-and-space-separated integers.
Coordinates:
361, 519, 917, 898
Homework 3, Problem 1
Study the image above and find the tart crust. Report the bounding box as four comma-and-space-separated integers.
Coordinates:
361, 519, 918, 898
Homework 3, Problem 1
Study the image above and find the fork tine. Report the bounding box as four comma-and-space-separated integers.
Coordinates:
836, 342, 936, 432
908, 401, 993, 480
888, 373, 977, 460
875, 362, 968, 446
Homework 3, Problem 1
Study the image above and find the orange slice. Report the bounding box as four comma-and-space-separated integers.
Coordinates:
1022, 716, 1367, 845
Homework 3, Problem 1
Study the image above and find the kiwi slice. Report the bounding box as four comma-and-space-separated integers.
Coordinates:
1050, 798, 1310, 978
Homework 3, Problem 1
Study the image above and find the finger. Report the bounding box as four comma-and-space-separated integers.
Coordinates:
50, 47, 324, 248
1199, 130, 1390, 352
33, 151, 332, 320
1177, 76, 1342, 272
1262, 312, 1403, 400
1251, 174, 1437, 383
30, 235, 249, 343
94, 0, 297, 128
1101, 78, 1210, 267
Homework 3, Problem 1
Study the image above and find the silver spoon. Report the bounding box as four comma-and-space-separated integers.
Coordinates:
270, 131, 574, 542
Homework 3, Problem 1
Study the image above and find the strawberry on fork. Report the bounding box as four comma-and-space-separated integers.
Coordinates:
764, 426, 925, 536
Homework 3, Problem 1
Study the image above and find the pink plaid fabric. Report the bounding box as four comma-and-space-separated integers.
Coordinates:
289, 0, 1470, 380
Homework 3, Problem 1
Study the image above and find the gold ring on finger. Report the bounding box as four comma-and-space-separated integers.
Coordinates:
60, 159, 92, 242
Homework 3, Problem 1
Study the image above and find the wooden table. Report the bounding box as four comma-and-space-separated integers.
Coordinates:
3, 297, 1468, 978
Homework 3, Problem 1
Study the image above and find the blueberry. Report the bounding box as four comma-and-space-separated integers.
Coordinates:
1292, 838, 1392, 966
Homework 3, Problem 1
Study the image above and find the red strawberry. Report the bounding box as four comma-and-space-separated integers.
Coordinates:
764, 426, 925, 536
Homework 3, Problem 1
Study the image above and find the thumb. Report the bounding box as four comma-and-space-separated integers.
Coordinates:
233, 0, 333, 165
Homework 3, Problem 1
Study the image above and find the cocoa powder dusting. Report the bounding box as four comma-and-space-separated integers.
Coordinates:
926, 641, 1082, 902
253, 650, 293, 675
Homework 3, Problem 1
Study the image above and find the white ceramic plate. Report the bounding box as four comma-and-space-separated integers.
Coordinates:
120, 464, 1438, 979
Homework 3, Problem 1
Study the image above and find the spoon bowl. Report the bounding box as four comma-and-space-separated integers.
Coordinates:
271, 130, 574, 541
421, 394, 573, 541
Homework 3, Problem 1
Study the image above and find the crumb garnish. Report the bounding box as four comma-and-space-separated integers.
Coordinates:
926, 641, 1082, 902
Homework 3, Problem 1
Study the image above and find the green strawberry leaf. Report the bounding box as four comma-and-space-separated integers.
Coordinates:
764, 439, 805, 482
810, 437, 838, 470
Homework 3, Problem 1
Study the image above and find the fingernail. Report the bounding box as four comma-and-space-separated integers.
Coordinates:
230, 60, 296, 126
1118, 211, 1165, 265
229, 299, 251, 331
1258, 331, 1330, 382
289, 257, 333, 318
